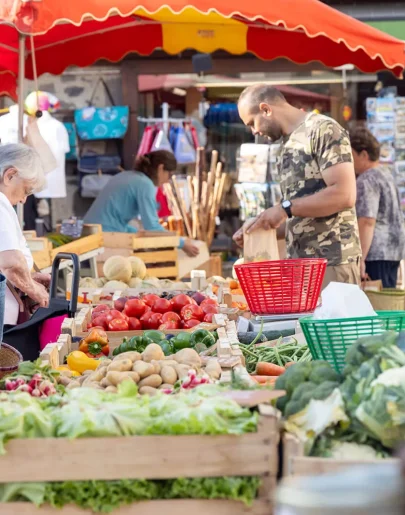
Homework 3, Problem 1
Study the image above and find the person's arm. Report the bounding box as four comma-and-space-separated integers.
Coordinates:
355, 175, 379, 262
0, 250, 48, 307
357, 217, 376, 260
290, 162, 356, 218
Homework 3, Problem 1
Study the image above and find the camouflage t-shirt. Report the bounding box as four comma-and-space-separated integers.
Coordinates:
278, 112, 361, 266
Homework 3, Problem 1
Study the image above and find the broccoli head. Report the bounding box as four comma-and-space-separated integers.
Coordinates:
311, 381, 340, 401
310, 364, 341, 385
284, 362, 312, 394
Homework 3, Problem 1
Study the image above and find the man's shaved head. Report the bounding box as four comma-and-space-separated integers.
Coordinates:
238, 84, 287, 141
238, 84, 286, 113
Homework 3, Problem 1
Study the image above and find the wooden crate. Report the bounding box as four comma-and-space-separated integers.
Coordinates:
282, 433, 399, 477
51, 224, 103, 260
0, 408, 278, 514
24, 235, 53, 270
99, 231, 179, 279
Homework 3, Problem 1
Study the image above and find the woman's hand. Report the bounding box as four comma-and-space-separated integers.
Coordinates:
30, 282, 49, 308
32, 272, 51, 288
183, 239, 200, 257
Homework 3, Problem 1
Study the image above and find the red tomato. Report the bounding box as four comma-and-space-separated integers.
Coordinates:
203, 313, 214, 323
92, 304, 110, 316
105, 309, 125, 322
124, 299, 147, 318
142, 294, 160, 307
108, 319, 129, 331
202, 304, 219, 315
141, 311, 162, 330
128, 317, 142, 330
159, 321, 178, 330
200, 298, 219, 308
180, 304, 204, 322
91, 315, 109, 330
170, 294, 193, 313
152, 298, 171, 314
121, 313, 129, 322
183, 319, 201, 329
161, 311, 181, 324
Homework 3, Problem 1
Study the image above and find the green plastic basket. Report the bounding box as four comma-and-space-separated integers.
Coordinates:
299, 311, 405, 372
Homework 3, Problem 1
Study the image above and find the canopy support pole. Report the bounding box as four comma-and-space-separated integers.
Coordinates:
17, 33, 25, 228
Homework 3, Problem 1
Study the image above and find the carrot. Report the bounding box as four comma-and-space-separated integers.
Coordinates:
251, 375, 279, 384
256, 362, 286, 376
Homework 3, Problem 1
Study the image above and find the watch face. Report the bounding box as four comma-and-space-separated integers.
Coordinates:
282, 200, 290, 208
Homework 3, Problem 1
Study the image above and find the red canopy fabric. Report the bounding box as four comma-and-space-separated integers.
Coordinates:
0, 0, 404, 99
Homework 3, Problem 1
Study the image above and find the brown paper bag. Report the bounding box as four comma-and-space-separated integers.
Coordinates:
24, 117, 57, 174
243, 227, 280, 263
361, 279, 383, 292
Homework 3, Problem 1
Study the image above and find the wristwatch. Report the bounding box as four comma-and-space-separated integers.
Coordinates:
281, 199, 293, 218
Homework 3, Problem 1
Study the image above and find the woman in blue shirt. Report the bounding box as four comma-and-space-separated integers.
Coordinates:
84, 150, 199, 257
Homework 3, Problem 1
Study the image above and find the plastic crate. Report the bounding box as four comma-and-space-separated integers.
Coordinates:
234, 259, 327, 315
300, 311, 405, 372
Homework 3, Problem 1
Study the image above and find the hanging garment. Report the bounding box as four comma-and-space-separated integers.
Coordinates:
137, 125, 156, 157
34, 111, 70, 199
151, 127, 173, 152
173, 125, 196, 164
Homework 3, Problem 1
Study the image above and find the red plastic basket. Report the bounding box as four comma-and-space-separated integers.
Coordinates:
234, 258, 327, 315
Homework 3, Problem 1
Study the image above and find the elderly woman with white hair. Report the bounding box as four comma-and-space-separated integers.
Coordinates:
0, 143, 49, 328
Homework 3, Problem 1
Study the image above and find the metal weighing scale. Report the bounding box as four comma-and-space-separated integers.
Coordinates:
247, 312, 314, 334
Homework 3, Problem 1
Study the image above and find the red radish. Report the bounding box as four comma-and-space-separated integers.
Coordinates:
114, 297, 128, 312
17, 384, 33, 394
124, 299, 147, 318
128, 317, 142, 330
31, 389, 41, 397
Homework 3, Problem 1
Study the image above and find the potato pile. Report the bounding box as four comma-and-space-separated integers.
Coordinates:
58, 343, 222, 396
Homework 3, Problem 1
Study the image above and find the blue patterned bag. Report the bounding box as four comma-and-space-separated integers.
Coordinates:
74, 79, 129, 140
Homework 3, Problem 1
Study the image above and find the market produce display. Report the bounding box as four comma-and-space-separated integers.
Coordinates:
0, 360, 66, 397
60, 342, 221, 394
276, 331, 405, 459
87, 293, 219, 332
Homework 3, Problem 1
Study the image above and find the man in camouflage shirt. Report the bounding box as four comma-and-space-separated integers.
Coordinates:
234, 84, 362, 287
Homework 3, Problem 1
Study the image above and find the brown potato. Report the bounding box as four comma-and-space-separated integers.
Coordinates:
106, 371, 140, 386
97, 359, 112, 369
142, 344, 165, 362
105, 385, 118, 393
113, 351, 142, 363
59, 376, 71, 387
107, 359, 133, 372
150, 360, 161, 374
159, 383, 175, 390
100, 377, 112, 388
174, 364, 190, 379
132, 361, 155, 378
138, 374, 163, 389
67, 380, 80, 389
139, 386, 158, 396
158, 360, 178, 368
160, 366, 177, 385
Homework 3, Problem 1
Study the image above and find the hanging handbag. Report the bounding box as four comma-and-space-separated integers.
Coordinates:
74, 78, 129, 140
151, 126, 173, 152
64, 122, 78, 160
137, 125, 157, 157
173, 125, 196, 164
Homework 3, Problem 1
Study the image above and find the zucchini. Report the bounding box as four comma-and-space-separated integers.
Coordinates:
237, 329, 295, 345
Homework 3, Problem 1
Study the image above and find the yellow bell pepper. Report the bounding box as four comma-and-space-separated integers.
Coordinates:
67, 351, 100, 374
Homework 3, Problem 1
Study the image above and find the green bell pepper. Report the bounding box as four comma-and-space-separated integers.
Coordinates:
171, 332, 192, 351
158, 341, 174, 356
144, 330, 165, 343
190, 329, 216, 348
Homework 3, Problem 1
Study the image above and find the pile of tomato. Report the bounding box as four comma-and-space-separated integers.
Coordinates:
88, 293, 219, 332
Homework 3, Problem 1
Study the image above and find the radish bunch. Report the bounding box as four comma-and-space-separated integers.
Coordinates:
5, 373, 57, 397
